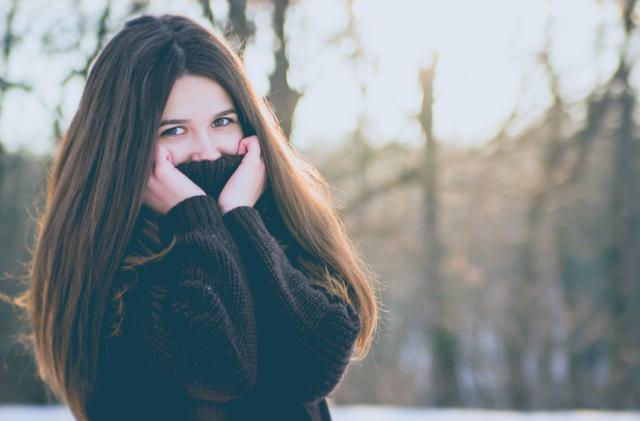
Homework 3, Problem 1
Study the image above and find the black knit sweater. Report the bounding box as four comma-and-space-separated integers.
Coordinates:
88, 154, 361, 420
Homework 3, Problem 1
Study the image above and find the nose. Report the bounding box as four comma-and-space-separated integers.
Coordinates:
190, 132, 222, 162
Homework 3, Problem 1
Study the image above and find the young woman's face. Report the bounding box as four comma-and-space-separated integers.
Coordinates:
156, 74, 244, 164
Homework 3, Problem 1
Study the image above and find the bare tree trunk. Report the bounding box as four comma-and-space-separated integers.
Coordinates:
606, 59, 640, 409
518, 105, 567, 409
513, 15, 578, 407
417, 58, 461, 406
267, 0, 302, 140
207, 0, 256, 58
0, 0, 31, 169
602, 0, 640, 407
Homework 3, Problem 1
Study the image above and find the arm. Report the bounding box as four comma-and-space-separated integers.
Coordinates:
221, 205, 361, 404
126, 195, 257, 402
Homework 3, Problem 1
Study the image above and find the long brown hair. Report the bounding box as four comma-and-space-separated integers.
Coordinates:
4, 14, 381, 420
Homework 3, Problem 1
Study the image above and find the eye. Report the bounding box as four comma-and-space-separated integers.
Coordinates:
161, 126, 185, 137
212, 117, 234, 127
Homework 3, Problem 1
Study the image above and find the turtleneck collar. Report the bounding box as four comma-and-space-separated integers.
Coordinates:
174, 154, 274, 217
173, 154, 300, 259
174, 154, 244, 199
136, 154, 305, 267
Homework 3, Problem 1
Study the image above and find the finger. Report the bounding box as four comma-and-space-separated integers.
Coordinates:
153, 143, 164, 171
246, 138, 259, 156
156, 143, 174, 169
242, 135, 256, 146
248, 136, 260, 150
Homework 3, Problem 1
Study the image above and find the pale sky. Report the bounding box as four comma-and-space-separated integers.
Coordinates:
0, 0, 630, 156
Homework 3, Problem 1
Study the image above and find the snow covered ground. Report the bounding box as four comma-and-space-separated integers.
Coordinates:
335, 406, 640, 420
0, 405, 638, 420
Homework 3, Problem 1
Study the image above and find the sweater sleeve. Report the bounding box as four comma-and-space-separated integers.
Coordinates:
127, 195, 257, 403
221, 205, 361, 404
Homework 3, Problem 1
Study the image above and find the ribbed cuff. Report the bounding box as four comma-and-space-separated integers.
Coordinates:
160, 195, 224, 239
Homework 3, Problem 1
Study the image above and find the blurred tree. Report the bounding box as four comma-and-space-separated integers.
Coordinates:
1, 0, 640, 411
267, 0, 301, 140
418, 56, 461, 407
0, 0, 32, 181
605, 0, 640, 406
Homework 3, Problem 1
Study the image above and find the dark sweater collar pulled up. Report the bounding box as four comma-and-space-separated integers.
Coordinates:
174, 154, 244, 200
172, 155, 295, 254
174, 154, 275, 223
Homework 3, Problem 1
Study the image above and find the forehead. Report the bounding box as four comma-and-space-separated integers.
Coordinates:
162, 74, 233, 116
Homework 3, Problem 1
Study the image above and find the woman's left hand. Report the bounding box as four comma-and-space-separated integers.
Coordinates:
218, 135, 268, 214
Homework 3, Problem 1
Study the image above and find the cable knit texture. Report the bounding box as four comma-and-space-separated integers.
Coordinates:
88, 154, 361, 421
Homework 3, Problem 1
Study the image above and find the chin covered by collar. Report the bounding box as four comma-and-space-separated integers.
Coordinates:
175, 154, 244, 199
141, 153, 302, 262
174, 154, 276, 226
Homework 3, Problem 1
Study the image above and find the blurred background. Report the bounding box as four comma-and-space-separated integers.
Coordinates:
0, 0, 639, 418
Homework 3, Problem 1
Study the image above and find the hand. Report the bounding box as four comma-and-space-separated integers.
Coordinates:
218, 135, 268, 214
142, 143, 207, 215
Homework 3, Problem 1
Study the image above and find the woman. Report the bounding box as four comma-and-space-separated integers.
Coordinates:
9, 14, 380, 420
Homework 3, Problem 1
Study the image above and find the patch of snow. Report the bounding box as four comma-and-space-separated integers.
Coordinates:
0, 405, 638, 420
334, 406, 640, 421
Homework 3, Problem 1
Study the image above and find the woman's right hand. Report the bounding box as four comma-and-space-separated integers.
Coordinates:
142, 143, 206, 215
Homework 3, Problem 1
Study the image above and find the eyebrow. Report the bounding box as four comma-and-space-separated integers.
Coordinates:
159, 108, 237, 127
